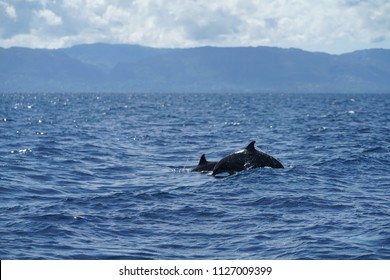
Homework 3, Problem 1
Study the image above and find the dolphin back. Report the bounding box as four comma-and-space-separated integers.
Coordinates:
211, 141, 284, 175
192, 154, 218, 172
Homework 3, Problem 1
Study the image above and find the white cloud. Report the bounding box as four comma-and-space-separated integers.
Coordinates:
35, 9, 63, 26
0, 1, 16, 18
0, 0, 389, 53
5, 4, 16, 18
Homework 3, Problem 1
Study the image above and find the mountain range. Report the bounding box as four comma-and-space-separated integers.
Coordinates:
1, 43, 389, 93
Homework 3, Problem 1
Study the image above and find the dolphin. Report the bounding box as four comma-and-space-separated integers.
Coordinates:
211, 141, 284, 176
192, 154, 218, 172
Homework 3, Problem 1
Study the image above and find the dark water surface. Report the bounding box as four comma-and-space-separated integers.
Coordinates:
1, 92, 389, 259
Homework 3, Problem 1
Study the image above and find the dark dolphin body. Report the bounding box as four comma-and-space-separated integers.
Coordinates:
211, 141, 284, 176
192, 154, 218, 172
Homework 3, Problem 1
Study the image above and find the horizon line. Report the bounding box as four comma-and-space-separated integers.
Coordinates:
1, 42, 389, 55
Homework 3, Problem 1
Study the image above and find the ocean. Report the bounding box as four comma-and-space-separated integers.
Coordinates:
0, 92, 389, 259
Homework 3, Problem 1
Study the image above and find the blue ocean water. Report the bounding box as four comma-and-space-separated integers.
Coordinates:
0, 92, 389, 260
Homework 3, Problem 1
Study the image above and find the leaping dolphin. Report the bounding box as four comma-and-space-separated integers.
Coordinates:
211, 141, 284, 176
192, 154, 218, 172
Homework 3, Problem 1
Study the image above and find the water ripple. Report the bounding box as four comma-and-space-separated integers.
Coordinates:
1, 92, 389, 259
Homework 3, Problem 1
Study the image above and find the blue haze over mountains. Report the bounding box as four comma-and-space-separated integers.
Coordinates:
1, 43, 389, 93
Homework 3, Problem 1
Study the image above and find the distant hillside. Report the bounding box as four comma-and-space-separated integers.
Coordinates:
0, 44, 389, 93
61, 43, 174, 73
0, 47, 105, 92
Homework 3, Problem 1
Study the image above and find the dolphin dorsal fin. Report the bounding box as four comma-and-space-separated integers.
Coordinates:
246, 141, 256, 152
199, 154, 208, 165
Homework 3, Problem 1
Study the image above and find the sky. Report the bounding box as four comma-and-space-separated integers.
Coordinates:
0, 0, 389, 54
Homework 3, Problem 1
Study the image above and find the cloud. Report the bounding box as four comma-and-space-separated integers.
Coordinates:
0, 1, 16, 19
35, 9, 63, 26
0, 0, 389, 53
